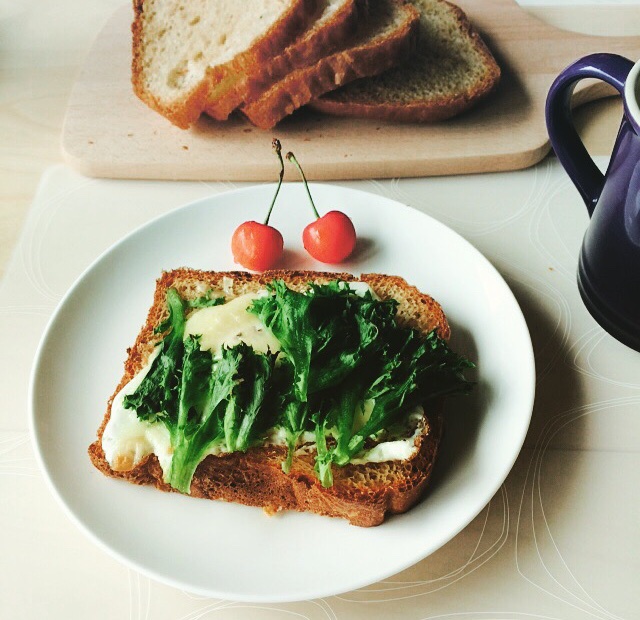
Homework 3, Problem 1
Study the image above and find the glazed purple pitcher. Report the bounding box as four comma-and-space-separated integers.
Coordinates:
546, 53, 640, 352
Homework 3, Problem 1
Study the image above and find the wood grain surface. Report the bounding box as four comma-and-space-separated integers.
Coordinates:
60, 0, 640, 181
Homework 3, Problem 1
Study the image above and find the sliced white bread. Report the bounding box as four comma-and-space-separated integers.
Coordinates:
204, 0, 365, 121
132, 0, 319, 128
311, 0, 501, 122
241, 0, 420, 130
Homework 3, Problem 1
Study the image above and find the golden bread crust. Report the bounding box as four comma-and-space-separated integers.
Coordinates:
204, 0, 365, 121
88, 414, 441, 527
241, 0, 420, 129
311, 0, 501, 122
131, 0, 320, 128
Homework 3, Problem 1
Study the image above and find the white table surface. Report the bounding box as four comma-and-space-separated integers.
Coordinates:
2, 158, 639, 618
2, 2, 640, 619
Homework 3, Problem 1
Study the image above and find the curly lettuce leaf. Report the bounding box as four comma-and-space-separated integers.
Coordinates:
346, 329, 475, 459
123, 281, 474, 491
250, 280, 315, 402
124, 287, 185, 423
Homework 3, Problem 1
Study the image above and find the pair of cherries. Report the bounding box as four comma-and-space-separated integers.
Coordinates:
231, 139, 357, 271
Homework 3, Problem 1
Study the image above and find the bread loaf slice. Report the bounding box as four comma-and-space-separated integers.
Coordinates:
204, 0, 364, 121
311, 0, 500, 122
241, 0, 420, 130
88, 269, 456, 526
131, 0, 318, 128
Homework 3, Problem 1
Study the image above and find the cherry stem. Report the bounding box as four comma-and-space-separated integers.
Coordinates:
265, 138, 285, 225
286, 151, 320, 219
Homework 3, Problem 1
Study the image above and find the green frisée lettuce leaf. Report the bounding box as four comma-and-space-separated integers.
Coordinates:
249, 280, 398, 398
223, 343, 277, 453
345, 329, 474, 461
249, 280, 315, 402
167, 340, 276, 493
124, 287, 185, 421
324, 379, 369, 469
186, 294, 226, 309
123, 289, 280, 494
166, 334, 223, 494
313, 412, 333, 488
153, 292, 224, 334
278, 392, 309, 474
306, 290, 396, 393
310, 380, 367, 487
122, 281, 474, 492
249, 280, 473, 479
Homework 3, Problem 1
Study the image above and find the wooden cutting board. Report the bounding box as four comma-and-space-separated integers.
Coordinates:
61, 0, 640, 181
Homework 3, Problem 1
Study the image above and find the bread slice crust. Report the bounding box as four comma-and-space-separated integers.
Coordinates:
88, 269, 449, 527
241, 0, 420, 130
131, 0, 320, 129
311, 0, 501, 122
204, 0, 365, 121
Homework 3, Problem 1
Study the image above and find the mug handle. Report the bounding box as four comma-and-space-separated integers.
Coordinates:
545, 53, 635, 216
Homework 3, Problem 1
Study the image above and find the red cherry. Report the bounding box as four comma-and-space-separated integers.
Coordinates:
232, 221, 284, 271
286, 150, 358, 264
303, 210, 356, 263
231, 138, 285, 271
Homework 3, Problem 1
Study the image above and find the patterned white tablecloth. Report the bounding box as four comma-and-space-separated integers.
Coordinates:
1, 160, 638, 619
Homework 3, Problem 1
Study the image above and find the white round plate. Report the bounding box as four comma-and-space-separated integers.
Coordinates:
30, 183, 534, 603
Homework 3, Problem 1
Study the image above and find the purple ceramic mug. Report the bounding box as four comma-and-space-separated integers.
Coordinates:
546, 53, 640, 352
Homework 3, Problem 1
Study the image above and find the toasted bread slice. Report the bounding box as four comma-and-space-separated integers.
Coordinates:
204, 0, 364, 121
88, 269, 450, 527
311, 0, 501, 122
131, 0, 318, 128
241, 0, 420, 130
